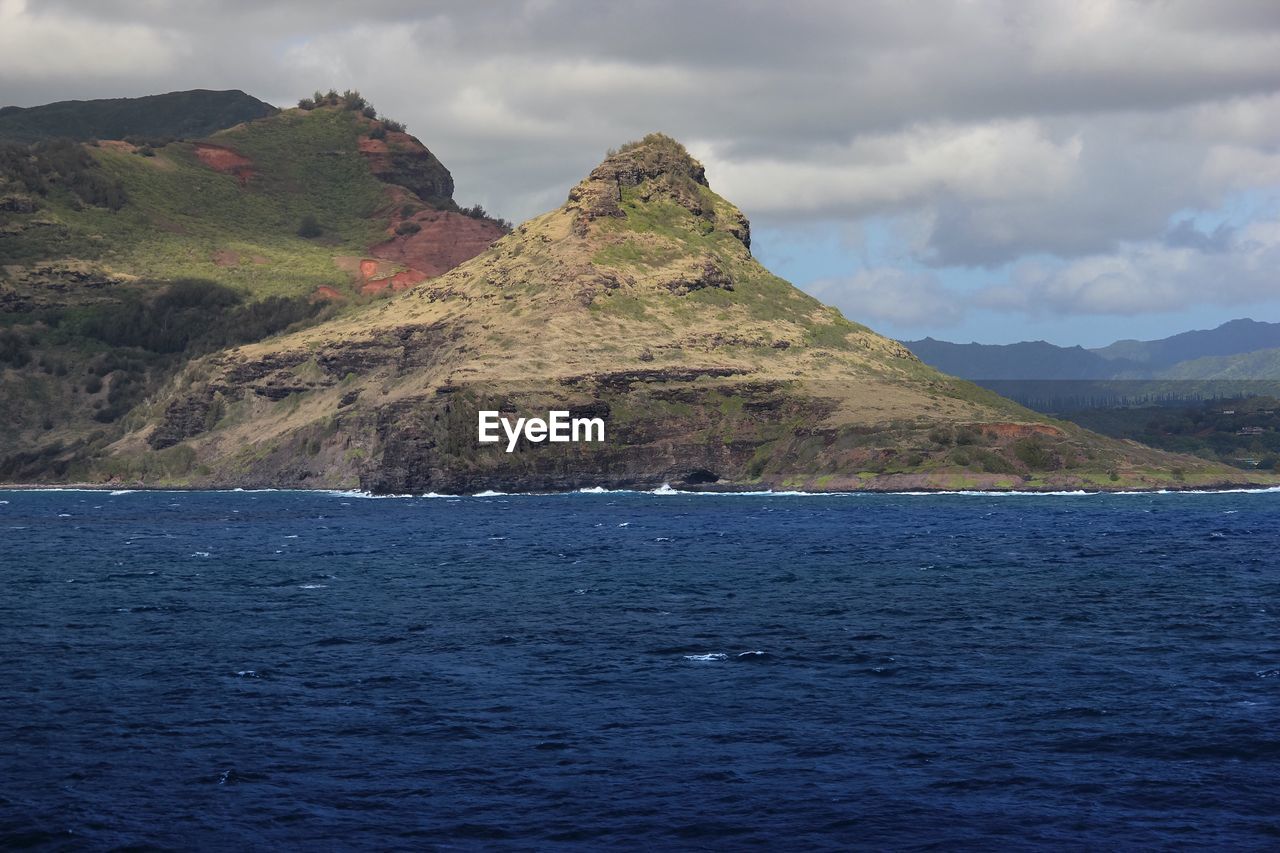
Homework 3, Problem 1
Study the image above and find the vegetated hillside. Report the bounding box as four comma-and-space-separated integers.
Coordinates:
1068, 395, 1280, 472
51, 134, 1269, 493
0, 89, 277, 144
1158, 346, 1280, 380
0, 90, 509, 479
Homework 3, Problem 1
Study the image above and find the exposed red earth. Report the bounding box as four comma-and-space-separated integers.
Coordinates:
193, 143, 254, 185
370, 209, 506, 278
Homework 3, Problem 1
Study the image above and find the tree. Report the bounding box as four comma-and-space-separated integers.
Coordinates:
297, 215, 322, 238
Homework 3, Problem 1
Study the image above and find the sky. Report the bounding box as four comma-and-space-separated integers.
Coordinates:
3, 0, 1279, 347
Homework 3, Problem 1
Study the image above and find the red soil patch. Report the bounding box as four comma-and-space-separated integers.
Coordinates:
360, 269, 428, 295
359, 259, 380, 279
979, 423, 1065, 440
389, 269, 427, 290
311, 285, 345, 302
370, 209, 505, 279
193, 143, 255, 186
212, 249, 241, 267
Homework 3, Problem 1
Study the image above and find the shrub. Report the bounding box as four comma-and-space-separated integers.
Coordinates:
0, 329, 31, 366
297, 214, 322, 238
368, 126, 386, 140
381, 117, 406, 133
297, 97, 316, 110
362, 105, 377, 119
395, 220, 421, 236
1012, 436, 1057, 470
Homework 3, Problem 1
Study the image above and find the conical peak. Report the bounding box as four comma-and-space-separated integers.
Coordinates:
592, 132, 707, 189
566, 133, 748, 249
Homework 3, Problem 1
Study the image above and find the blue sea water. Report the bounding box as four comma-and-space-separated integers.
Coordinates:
1, 488, 1278, 850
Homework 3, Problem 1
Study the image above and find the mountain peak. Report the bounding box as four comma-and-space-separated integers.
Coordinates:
566, 132, 749, 248
595, 132, 707, 187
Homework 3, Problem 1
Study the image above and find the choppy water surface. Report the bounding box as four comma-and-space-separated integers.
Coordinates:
2, 489, 1278, 849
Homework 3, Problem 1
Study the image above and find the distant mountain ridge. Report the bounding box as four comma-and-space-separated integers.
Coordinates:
1093, 319, 1280, 369
0, 89, 278, 143
906, 319, 1280, 382
905, 338, 1142, 380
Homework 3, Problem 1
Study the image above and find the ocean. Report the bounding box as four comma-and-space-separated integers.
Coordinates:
2, 488, 1278, 849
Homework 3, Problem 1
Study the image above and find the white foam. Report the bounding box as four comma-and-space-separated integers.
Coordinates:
684, 653, 728, 662
299, 584, 327, 589
473, 490, 507, 497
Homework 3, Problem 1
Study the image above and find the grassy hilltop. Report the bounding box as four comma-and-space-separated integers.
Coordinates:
0, 90, 507, 480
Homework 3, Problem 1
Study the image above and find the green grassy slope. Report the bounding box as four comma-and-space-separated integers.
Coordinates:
3, 106, 405, 298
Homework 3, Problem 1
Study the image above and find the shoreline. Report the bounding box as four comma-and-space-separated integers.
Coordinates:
3, 482, 1278, 497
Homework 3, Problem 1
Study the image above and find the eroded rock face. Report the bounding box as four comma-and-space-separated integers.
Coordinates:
358, 132, 454, 207
567, 133, 711, 228
564, 133, 753, 256
661, 258, 734, 296
361, 378, 829, 495
149, 392, 219, 449
147, 322, 460, 449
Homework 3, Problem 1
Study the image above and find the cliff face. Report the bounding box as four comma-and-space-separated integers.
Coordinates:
54, 135, 1278, 491
358, 130, 454, 206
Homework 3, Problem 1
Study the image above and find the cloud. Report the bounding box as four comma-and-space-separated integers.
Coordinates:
3, 0, 1280, 327
808, 269, 965, 328
977, 215, 1280, 316
0, 0, 183, 81
1164, 219, 1235, 253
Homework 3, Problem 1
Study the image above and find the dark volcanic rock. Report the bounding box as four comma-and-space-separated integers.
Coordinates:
359, 131, 454, 207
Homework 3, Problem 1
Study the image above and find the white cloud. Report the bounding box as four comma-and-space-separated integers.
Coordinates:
808, 269, 965, 328
0, 0, 182, 80
978, 216, 1280, 316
